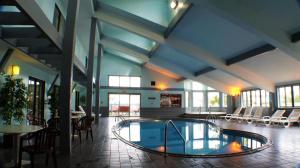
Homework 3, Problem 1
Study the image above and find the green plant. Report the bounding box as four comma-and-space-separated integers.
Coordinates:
48, 89, 59, 118
0, 74, 27, 124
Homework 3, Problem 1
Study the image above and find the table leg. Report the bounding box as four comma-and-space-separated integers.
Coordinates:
12, 134, 20, 168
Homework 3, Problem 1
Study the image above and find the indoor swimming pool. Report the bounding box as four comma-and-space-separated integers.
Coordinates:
113, 119, 270, 157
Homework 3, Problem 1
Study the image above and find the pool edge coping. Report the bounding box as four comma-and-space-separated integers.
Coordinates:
112, 118, 272, 158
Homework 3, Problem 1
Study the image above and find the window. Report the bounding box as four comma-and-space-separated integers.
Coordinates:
261, 90, 270, 107
293, 85, 300, 107
193, 92, 204, 107
120, 76, 130, 87
208, 92, 220, 107
241, 91, 251, 107
241, 89, 269, 107
53, 5, 65, 34
130, 77, 141, 87
185, 91, 189, 108
108, 76, 119, 87
276, 84, 300, 107
108, 76, 141, 87
222, 93, 227, 107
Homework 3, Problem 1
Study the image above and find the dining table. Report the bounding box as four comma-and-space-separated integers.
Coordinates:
0, 125, 43, 168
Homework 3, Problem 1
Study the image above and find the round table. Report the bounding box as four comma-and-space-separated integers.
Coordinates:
0, 125, 43, 167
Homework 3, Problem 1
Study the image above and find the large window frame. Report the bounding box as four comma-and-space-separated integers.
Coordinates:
277, 83, 300, 108
108, 75, 141, 88
241, 89, 269, 107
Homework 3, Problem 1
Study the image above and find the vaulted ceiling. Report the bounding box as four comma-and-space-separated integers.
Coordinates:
93, 0, 300, 94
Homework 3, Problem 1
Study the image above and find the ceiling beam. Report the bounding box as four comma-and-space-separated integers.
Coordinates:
101, 35, 149, 55
207, 0, 300, 62
28, 47, 61, 55
0, 12, 33, 25
0, 49, 14, 72
226, 44, 276, 65
149, 57, 230, 94
100, 38, 150, 63
167, 36, 275, 92
0, 27, 44, 39
194, 67, 216, 76
291, 31, 300, 43
94, 9, 165, 43
16, 38, 53, 48
194, 44, 276, 76
15, 0, 63, 49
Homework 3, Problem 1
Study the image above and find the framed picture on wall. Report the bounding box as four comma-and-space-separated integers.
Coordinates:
160, 94, 181, 107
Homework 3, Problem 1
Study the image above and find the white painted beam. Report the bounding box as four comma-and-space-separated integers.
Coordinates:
207, 0, 300, 61
94, 9, 165, 43
149, 57, 230, 94
101, 38, 150, 63
167, 36, 275, 92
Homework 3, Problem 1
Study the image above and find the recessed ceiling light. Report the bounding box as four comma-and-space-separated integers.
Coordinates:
170, 0, 178, 9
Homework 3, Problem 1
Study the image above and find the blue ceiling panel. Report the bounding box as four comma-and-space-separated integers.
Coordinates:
171, 7, 266, 60
98, 0, 188, 27
154, 44, 207, 73
101, 22, 157, 52
238, 0, 300, 34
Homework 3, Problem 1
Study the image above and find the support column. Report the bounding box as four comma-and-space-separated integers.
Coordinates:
95, 44, 103, 123
86, 18, 97, 117
59, 0, 80, 154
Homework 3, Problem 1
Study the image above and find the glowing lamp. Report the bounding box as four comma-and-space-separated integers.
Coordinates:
170, 0, 178, 9
229, 87, 240, 96
7, 65, 20, 76
157, 83, 167, 91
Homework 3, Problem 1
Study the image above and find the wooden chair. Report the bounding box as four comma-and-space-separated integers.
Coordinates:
19, 128, 59, 168
72, 116, 93, 143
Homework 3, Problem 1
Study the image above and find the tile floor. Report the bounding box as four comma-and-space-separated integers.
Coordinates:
2, 117, 300, 168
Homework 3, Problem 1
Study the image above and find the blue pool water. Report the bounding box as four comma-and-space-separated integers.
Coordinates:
113, 119, 269, 156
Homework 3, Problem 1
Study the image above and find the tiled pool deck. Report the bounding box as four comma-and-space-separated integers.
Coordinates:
2, 117, 300, 168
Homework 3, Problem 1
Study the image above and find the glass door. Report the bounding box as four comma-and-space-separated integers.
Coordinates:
109, 94, 140, 117
130, 95, 140, 116
28, 77, 45, 121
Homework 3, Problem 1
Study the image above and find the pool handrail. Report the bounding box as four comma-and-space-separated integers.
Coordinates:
164, 120, 186, 156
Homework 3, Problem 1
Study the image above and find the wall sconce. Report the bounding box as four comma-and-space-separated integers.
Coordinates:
7, 65, 20, 76
229, 87, 241, 96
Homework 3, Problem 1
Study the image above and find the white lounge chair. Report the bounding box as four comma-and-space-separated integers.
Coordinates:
271, 109, 300, 127
246, 107, 264, 124
237, 107, 253, 122
220, 107, 243, 121
257, 110, 286, 126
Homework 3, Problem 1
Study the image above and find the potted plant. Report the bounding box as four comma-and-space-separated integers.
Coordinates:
0, 74, 27, 125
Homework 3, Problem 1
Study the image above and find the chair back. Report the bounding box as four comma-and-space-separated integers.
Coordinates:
271, 110, 285, 119
233, 107, 242, 115
47, 118, 60, 129
23, 128, 56, 151
78, 116, 93, 130
253, 107, 264, 118
78, 106, 85, 113
288, 109, 300, 121
243, 107, 253, 116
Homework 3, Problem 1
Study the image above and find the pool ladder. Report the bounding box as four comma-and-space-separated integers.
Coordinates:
164, 120, 186, 156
